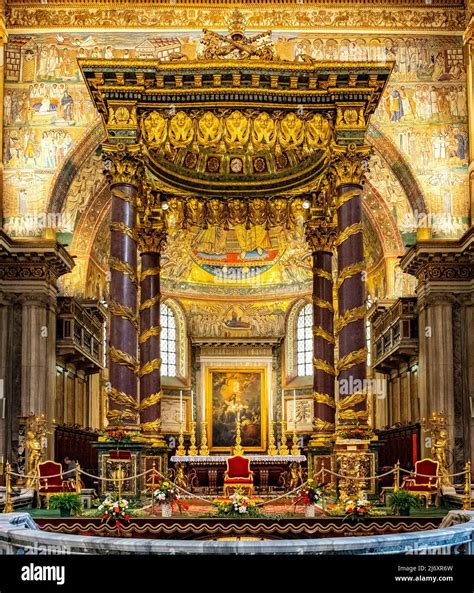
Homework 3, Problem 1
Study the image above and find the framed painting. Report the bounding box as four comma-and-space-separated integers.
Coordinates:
206, 367, 267, 453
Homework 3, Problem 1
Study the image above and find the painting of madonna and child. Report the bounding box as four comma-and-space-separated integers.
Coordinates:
206, 368, 267, 453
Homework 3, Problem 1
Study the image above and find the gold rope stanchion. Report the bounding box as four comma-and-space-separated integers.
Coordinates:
4, 462, 13, 513
393, 460, 400, 493
463, 461, 471, 510
75, 463, 82, 494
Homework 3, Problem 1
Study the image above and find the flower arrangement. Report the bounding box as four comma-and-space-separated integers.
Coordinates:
293, 479, 324, 507
214, 489, 263, 517
337, 422, 374, 441
99, 495, 130, 531
102, 419, 140, 444
151, 478, 188, 512
343, 498, 372, 522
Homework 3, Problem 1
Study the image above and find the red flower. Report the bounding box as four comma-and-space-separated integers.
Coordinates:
124, 514, 129, 521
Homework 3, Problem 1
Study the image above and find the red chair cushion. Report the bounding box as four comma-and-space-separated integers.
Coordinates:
224, 477, 253, 484
227, 456, 251, 478
412, 459, 438, 486
39, 461, 63, 488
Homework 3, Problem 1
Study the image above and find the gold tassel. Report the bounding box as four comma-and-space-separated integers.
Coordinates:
313, 297, 334, 312
109, 300, 139, 330
110, 221, 138, 243
313, 326, 335, 344
109, 346, 140, 374
334, 222, 363, 247
139, 391, 162, 411
140, 294, 161, 312
109, 256, 138, 287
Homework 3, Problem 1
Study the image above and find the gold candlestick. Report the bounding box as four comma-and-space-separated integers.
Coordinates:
279, 420, 289, 456
199, 421, 209, 456
4, 462, 13, 514
268, 421, 278, 456
176, 422, 186, 456
187, 421, 198, 456
291, 429, 300, 456
233, 411, 244, 456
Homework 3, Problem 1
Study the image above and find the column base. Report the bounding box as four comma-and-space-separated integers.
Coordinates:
96, 442, 145, 497
334, 440, 375, 503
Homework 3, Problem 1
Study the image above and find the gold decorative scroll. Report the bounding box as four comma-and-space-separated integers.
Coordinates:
337, 391, 366, 411
109, 256, 138, 287
313, 326, 335, 345
313, 418, 335, 432
109, 300, 139, 330
111, 187, 135, 206
335, 305, 366, 334
336, 348, 367, 374
140, 419, 162, 432
139, 391, 162, 411
140, 294, 161, 312
336, 189, 361, 208
334, 222, 363, 248
110, 221, 138, 243
139, 325, 161, 345
314, 267, 333, 282
313, 297, 334, 312
109, 346, 140, 374
338, 409, 369, 422
138, 357, 162, 378
313, 357, 335, 376
140, 266, 161, 282
314, 392, 336, 409
335, 261, 365, 291
109, 386, 139, 411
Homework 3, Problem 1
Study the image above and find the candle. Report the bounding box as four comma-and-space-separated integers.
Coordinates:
293, 390, 296, 428
191, 389, 194, 422
282, 390, 285, 421
180, 390, 183, 423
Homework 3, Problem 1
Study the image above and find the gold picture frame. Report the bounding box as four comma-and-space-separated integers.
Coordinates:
206, 367, 267, 453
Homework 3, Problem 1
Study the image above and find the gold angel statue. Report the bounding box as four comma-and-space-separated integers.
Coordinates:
169, 111, 194, 148
197, 112, 222, 147
224, 111, 250, 148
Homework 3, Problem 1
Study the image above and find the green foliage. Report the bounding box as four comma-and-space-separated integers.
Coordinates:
388, 490, 422, 515
49, 493, 82, 515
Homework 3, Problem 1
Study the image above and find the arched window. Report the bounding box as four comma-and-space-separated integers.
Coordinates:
160, 303, 177, 377
296, 303, 313, 377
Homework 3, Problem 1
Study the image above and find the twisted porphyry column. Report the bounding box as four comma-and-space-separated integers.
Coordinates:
137, 226, 166, 446
103, 144, 141, 427
306, 218, 337, 447
333, 146, 369, 431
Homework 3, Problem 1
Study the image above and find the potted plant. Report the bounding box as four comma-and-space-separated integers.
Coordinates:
49, 493, 82, 517
388, 490, 421, 516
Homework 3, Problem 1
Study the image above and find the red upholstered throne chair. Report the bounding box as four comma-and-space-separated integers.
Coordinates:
38, 460, 69, 508
223, 455, 254, 497
402, 458, 440, 508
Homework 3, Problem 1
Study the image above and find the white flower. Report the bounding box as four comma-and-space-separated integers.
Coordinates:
238, 507, 247, 514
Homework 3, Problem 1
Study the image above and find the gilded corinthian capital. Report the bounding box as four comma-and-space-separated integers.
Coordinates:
331, 144, 371, 188
137, 226, 167, 254
305, 216, 337, 253
102, 143, 143, 187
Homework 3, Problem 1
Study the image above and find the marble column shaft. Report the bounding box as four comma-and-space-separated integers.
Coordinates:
336, 182, 367, 426
108, 183, 139, 424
